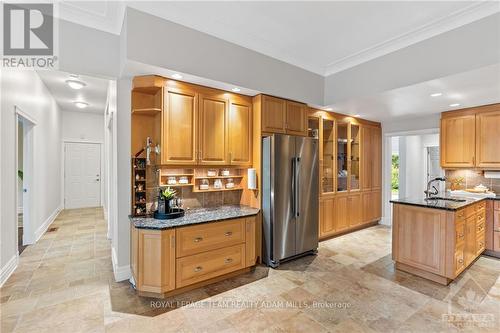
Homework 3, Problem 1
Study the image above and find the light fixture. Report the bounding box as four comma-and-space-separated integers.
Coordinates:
74, 101, 89, 109
430, 93, 442, 97
66, 79, 86, 90
231, 87, 241, 92
172, 73, 183, 79
324, 107, 333, 111
354, 114, 361, 117
449, 103, 461, 107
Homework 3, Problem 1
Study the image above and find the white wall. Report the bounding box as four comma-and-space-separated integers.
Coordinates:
1, 70, 63, 284
62, 111, 104, 142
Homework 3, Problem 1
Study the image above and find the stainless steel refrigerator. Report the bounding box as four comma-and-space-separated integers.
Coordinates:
262, 134, 319, 268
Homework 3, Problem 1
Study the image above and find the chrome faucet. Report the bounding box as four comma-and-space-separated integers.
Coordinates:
425, 177, 446, 198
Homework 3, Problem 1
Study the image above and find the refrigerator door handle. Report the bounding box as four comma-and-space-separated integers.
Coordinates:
294, 157, 301, 217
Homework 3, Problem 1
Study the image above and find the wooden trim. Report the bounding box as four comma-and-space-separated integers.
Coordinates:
441, 103, 500, 119
396, 262, 451, 285
319, 221, 379, 242
308, 107, 381, 127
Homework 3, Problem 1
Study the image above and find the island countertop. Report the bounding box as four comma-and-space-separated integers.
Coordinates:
130, 205, 260, 230
390, 194, 499, 211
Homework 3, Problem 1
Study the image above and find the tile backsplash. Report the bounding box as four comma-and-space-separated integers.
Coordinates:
445, 169, 500, 194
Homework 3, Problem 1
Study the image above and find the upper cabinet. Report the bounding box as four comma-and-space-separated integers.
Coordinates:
132, 76, 252, 166
162, 87, 198, 165
441, 104, 500, 169
476, 110, 500, 168
261, 95, 307, 136
441, 114, 476, 168
228, 99, 253, 165
198, 94, 228, 165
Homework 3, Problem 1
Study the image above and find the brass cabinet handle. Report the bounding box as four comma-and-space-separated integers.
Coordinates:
194, 266, 203, 272
224, 258, 233, 264
224, 231, 233, 237
194, 237, 203, 243
458, 259, 464, 264
458, 233, 464, 238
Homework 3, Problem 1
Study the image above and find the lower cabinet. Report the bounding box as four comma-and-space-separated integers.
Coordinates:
319, 190, 381, 239
131, 215, 258, 296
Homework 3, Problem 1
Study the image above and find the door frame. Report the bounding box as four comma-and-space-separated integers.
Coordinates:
15, 106, 36, 246
63, 140, 104, 209
382, 128, 439, 227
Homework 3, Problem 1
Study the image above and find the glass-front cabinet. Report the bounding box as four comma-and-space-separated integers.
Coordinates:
337, 122, 348, 192
350, 124, 360, 191
322, 117, 335, 194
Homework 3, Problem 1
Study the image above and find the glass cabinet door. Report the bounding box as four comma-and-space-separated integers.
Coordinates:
350, 124, 360, 190
322, 118, 334, 193
337, 122, 348, 192
308, 117, 319, 139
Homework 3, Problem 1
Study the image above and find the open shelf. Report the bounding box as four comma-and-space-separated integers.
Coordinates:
194, 175, 244, 180
161, 183, 194, 187
132, 108, 161, 115
192, 187, 243, 193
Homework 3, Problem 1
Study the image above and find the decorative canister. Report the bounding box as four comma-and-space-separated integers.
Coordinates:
226, 178, 235, 189
167, 176, 177, 185
207, 169, 218, 177
199, 179, 209, 190
178, 176, 189, 184
214, 179, 223, 189
221, 169, 230, 176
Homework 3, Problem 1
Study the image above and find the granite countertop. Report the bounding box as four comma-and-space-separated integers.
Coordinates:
130, 205, 260, 230
390, 194, 499, 211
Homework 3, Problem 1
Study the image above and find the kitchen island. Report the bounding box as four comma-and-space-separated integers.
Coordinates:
130, 205, 260, 298
390, 196, 495, 285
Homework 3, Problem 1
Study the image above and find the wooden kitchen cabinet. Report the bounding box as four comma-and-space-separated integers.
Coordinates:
347, 194, 362, 227
362, 190, 381, 223
228, 100, 253, 166
320, 197, 335, 237
245, 216, 258, 267
285, 100, 308, 136
475, 110, 500, 168
162, 87, 198, 165
261, 95, 307, 136
464, 215, 477, 266
441, 114, 476, 168
198, 94, 228, 165
371, 127, 382, 190
334, 195, 349, 232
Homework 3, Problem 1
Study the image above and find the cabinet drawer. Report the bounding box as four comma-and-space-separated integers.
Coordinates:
476, 200, 486, 212
476, 234, 485, 256
176, 219, 245, 257
495, 201, 500, 211
456, 209, 466, 222
454, 246, 465, 277
455, 220, 466, 245
465, 205, 476, 218
476, 219, 485, 235
176, 244, 245, 288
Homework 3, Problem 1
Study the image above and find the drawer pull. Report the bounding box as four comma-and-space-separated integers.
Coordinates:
224, 231, 233, 237
458, 233, 464, 239
458, 259, 464, 264
479, 242, 484, 247
193, 237, 203, 243
194, 266, 203, 272
224, 258, 233, 264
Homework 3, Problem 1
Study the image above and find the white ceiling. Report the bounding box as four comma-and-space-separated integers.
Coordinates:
330, 64, 500, 122
37, 70, 110, 114
57, 1, 499, 76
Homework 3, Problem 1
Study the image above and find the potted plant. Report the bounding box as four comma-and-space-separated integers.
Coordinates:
158, 187, 176, 214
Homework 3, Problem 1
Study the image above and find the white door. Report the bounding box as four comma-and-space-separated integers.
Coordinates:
65, 143, 101, 209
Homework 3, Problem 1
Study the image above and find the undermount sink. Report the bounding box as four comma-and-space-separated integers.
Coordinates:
424, 197, 466, 202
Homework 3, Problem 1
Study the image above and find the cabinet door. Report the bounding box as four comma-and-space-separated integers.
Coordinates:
361, 126, 372, 190
228, 100, 252, 165
371, 127, 382, 190
137, 229, 175, 293
162, 88, 197, 164
261, 95, 286, 133
347, 194, 362, 227
245, 217, 257, 267
464, 216, 476, 266
322, 117, 335, 194
476, 110, 500, 168
334, 196, 349, 231
320, 197, 335, 237
286, 101, 307, 136
441, 115, 475, 168
198, 94, 228, 165
350, 124, 361, 191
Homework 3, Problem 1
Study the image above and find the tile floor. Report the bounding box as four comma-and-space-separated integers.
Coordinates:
1, 208, 500, 332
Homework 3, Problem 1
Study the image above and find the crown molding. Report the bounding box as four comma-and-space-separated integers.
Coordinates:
324, 1, 500, 76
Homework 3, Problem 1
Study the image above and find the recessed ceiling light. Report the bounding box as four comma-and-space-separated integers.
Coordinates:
354, 114, 361, 117
449, 103, 461, 107
66, 79, 86, 90
324, 107, 333, 111
231, 87, 241, 92
430, 93, 442, 97
74, 101, 89, 109
172, 73, 183, 79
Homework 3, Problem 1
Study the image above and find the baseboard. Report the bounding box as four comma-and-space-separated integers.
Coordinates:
379, 216, 392, 226
0, 254, 19, 287
112, 246, 131, 282
34, 204, 62, 242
